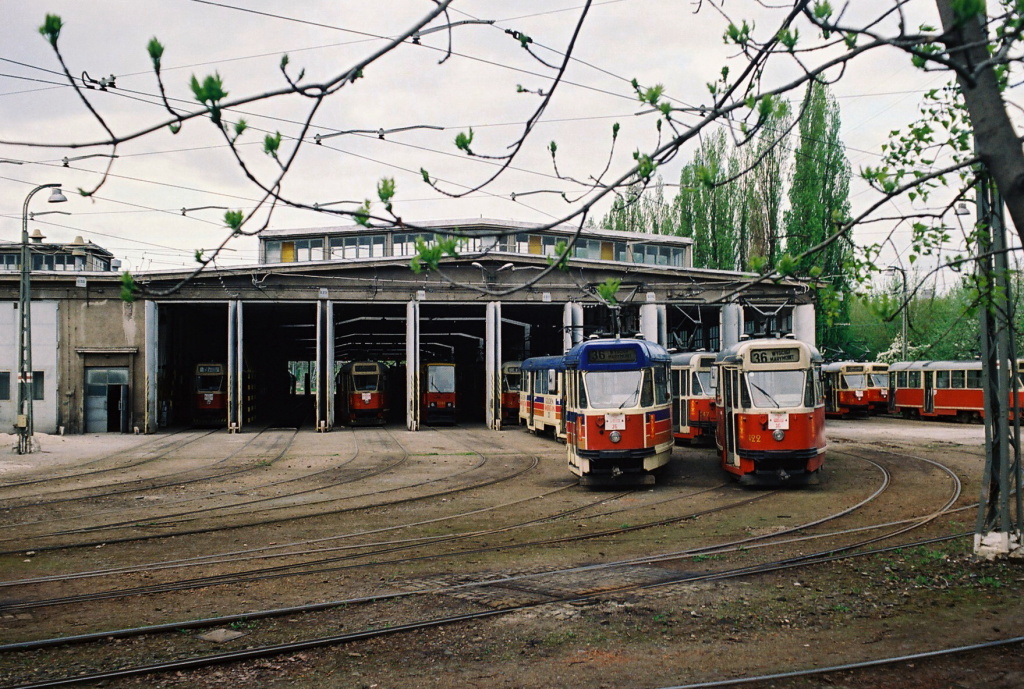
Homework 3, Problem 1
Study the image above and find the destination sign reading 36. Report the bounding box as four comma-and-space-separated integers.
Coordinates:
749, 347, 800, 364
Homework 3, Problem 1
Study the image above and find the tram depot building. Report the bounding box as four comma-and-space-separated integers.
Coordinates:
0, 220, 815, 435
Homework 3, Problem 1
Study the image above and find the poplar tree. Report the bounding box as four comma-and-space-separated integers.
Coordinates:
674, 129, 738, 271
784, 82, 851, 355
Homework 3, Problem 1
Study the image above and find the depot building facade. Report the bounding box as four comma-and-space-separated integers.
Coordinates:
0, 219, 817, 435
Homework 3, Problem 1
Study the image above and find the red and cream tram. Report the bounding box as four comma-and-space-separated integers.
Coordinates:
193, 362, 227, 425
337, 361, 389, 426
865, 362, 890, 413
563, 338, 673, 486
422, 362, 457, 425
714, 337, 826, 484
889, 360, 1024, 421
519, 355, 567, 439
670, 351, 717, 443
822, 361, 874, 418
501, 361, 522, 425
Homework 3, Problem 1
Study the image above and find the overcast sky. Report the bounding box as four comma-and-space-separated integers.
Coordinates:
0, 0, 962, 285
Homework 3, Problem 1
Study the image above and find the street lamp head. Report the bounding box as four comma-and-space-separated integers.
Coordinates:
47, 187, 68, 204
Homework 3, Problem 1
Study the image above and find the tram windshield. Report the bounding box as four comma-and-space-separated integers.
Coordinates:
427, 365, 456, 393
842, 374, 867, 390
745, 370, 806, 408
692, 370, 713, 396
583, 369, 653, 409
196, 375, 223, 393
869, 372, 889, 388
352, 373, 379, 392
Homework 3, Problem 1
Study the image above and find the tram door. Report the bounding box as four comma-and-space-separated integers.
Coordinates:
720, 367, 738, 464
85, 367, 130, 433
672, 369, 685, 434
527, 371, 538, 426
923, 370, 935, 414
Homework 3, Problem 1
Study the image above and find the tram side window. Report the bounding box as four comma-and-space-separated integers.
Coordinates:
690, 371, 702, 396
951, 370, 966, 388
908, 371, 921, 388
654, 364, 669, 405
547, 369, 559, 395
577, 372, 588, 408
966, 369, 982, 388
640, 370, 655, 407
535, 371, 548, 395
739, 374, 752, 408
936, 370, 951, 389
805, 368, 818, 407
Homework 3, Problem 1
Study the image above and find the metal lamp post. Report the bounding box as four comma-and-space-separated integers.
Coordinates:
885, 265, 908, 360
17, 183, 67, 454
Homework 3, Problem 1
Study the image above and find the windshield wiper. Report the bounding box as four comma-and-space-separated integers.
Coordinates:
747, 380, 780, 408
619, 375, 645, 409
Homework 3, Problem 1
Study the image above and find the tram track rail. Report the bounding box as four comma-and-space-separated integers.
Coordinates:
0, 484, 761, 612
0, 429, 217, 492
0, 427, 560, 557
0, 522, 974, 689
1, 446, 902, 627
0, 430, 977, 688
0, 441, 906, 618
0, 426, 323, 511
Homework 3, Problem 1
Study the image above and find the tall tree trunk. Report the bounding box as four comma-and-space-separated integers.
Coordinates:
936, 0, 1024, 240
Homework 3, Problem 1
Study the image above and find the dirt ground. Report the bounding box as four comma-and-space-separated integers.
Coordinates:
2, 418, 1024, 689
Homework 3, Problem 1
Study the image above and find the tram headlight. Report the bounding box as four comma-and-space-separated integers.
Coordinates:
772, 429, 786, 442
609, 430, 622, 443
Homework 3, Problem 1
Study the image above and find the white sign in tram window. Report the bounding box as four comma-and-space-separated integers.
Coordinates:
767, 412, 790, 430
604, 413, 626, 430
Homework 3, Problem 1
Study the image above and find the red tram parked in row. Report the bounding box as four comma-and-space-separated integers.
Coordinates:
714, 337, 827, 484
422, 362, 457, 425
501, 361, 522, 425
889, 360, 1024, 422
670, 351, 717, 443
193, 362, 227, 425
337, 361, 389, 426
823, 362, 890, 418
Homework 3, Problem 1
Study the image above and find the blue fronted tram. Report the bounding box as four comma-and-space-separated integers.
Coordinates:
562, 337, 673, 486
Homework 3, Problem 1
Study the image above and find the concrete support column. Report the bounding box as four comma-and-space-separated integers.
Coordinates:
792, 304, 816, 347
316, 299, 334, 432
226, 300, 245, 432
485, 301, 502, 430
406, 299, 421, 431
143, 300, 158, 434
639, 298, 667, 345
720, 302, 743, 350
563, 302, 584, 352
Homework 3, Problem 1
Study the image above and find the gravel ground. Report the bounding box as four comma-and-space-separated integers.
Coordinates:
2, 418, 1023, 689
